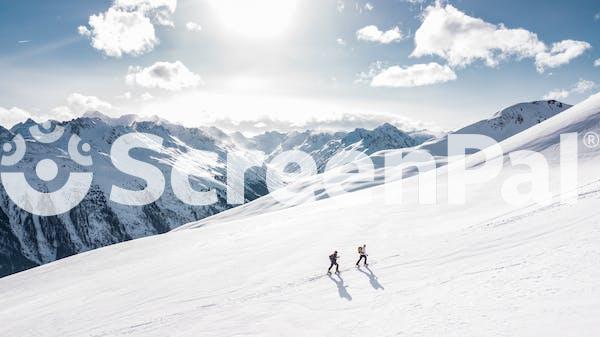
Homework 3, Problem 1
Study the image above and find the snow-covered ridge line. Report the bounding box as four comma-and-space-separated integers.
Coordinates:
418, 100, 572, 156
177, 99, 575, 230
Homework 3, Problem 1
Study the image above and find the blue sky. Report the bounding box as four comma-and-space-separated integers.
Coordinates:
0, 0, 598, 133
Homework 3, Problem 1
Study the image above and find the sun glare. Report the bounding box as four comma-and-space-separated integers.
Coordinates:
210, 0, 298, 38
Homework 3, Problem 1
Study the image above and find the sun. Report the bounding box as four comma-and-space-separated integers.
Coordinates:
209, 0, 298, 38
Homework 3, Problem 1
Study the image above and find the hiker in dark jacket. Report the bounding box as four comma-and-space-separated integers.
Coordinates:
328, 251, 340, 274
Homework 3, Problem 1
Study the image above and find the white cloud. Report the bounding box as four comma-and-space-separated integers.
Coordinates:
0, 107, 33, 128
137, 89, 444, 134
78, 0, 176, 57
54, 93, 114, 117
79, 8, 157, 57
542, 90, 569, 100
141, 92, 154, 101
572, 79, 596, 94
364, 3, 374, 11
0, 93, 114, 127
535, 40, 591, 73
115, 0, 176, 10
336, 0, 345, 12
336, 38, 346, 46
186, 22, 202, 32
67, 93, 113, 112
595, 12, 600, 20
594, 58, 600, 67
355, 61, 382, 84
210, 112, 440, 135
117, 92, 133, 100
45, 107, 74, 121
78, 25, 91, 37
371, 62, 457, 87
411, 3, 590, 72
114, 0, 177, 27
126, 61, 202, 91
356, 25, 404, 44
412, 3, 544, 67
543, 79, 596, 100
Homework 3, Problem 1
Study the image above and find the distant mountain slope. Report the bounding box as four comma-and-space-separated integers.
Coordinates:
180, 100, 573, 225
420, 100, 572, 156
264, 123, 418, 171
0, 116, 269, 277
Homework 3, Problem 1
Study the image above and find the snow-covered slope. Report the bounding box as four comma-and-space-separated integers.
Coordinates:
420, 100, 572, 156
0, 94, 598, 336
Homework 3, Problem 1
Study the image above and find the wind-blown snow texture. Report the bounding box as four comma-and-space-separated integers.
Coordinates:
0, 115, 426, 277
0, 95, 598, 336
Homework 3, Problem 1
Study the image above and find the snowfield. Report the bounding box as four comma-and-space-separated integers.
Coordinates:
1, 94, 600, 336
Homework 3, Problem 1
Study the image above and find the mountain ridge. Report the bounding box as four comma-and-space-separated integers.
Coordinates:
0, 115, 428, 277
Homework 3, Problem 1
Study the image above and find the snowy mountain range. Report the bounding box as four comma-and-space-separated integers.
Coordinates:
0, 94, 598, 336
0, 114, 432, 277
0, 100, 573, 278
186, 100, 574, 225
419, 100, 572, 156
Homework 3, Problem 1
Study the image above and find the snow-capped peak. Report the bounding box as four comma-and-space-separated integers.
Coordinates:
82, 111, 140, 127
491, 100, 570, 120
342, 123, 416, 153
419, 100, 572, 156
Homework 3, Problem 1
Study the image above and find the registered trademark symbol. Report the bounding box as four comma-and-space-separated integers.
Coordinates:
583, 131, 600, 149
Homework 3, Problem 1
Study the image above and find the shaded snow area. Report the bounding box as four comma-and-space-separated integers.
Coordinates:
1, 95, 600, 336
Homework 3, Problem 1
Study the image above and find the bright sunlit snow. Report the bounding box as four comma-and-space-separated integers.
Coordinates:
1, 94, 599, 336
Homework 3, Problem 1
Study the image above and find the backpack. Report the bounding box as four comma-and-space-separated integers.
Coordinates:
358, 246, 363, 254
